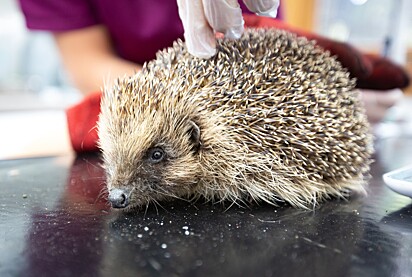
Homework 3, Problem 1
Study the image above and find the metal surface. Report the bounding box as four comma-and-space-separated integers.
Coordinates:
1, 137, 412, 277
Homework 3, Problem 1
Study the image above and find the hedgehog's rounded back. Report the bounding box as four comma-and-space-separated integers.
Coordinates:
98, 28, 372, 210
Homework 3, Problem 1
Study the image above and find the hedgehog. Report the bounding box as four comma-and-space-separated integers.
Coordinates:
98, 28, 373, 211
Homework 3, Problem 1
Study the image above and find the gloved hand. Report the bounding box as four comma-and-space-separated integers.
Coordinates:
177, 0, 280, 58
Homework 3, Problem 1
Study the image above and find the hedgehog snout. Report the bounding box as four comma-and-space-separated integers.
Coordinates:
108, 187, 132, 209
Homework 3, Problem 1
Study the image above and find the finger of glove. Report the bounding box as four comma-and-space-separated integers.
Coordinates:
177, 0, 216, 58
203, 0, 244, 40
243, 0, 280, 17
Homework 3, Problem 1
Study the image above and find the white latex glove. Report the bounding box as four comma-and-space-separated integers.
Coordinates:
243, 0, 280, 17
177, 0, 280, 59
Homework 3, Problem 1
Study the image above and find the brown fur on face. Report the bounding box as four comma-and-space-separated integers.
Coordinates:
99, 89, 204, 209
98, 29, 372, 210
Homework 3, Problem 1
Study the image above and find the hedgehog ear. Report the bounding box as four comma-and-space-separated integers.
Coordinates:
188, 120, 201, 152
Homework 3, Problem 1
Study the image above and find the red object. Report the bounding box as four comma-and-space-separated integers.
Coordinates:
67, 15, 410, 153
66, 92, 101, 153
356, 54, 411, 90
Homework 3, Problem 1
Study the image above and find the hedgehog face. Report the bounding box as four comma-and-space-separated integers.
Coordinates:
103, 113, 203, 211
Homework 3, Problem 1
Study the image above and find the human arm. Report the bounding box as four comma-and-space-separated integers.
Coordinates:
54, 25, 141, 94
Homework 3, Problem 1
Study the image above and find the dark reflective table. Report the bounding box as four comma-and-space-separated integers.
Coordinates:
1, 136, 412, 277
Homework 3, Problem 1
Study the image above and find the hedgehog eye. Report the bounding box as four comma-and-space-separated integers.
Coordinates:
147, 147, 165, 163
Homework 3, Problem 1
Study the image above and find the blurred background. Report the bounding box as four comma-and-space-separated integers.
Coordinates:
286, 0, 412, 77
1, 0, 412, 159
0, 0, 81, 110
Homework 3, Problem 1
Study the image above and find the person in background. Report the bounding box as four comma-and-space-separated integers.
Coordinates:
19, 0, 279, 94
18, 0, 410, 152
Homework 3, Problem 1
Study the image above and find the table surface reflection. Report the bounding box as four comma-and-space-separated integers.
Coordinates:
1, 136, 412, 277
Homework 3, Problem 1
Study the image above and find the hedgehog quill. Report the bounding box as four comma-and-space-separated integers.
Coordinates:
98, 29, 373, 211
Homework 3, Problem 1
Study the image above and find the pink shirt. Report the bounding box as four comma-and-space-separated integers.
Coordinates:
19, 0, 257, 64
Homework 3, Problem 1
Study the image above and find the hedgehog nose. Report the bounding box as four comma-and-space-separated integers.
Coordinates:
108, 188, 131, 209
